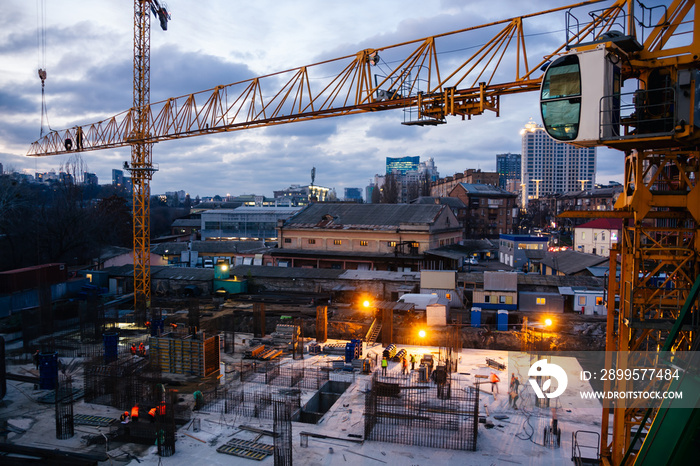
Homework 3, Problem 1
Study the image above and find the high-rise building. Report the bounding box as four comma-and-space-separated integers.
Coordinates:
112, 169, 125, 187
496, 153, 521, 190
386, 156, 420, 174
83, 172, 98, 185
344, 187, 363, 202
520, 121, 596, 207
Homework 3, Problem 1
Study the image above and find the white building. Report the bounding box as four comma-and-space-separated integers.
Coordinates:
520, 120, 596, 207
574, 218, 623, 257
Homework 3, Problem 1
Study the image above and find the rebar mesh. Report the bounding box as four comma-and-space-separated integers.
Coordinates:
273, 401, 293, 466
364, 372, 479, 451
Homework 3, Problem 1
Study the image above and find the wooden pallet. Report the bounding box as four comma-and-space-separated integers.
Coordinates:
216, 438, 274, 461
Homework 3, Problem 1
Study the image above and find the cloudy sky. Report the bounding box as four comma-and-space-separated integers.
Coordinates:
0, 0, 625, 199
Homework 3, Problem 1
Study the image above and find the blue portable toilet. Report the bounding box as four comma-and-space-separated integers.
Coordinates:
497, 310, 508, 331
471, 307, 481, 328
39, 351, 58, 390
103, 332, 119, 364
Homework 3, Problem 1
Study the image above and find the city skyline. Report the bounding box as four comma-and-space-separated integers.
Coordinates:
1, 1, 623, 198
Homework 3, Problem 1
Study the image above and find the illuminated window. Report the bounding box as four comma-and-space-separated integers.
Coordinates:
596, 296, 604, 305
334, 240, 342, 245
578, 296, 587, 306
86, 273, 93, 283
388, 241, 397, 247
360, 241, 368, 246
308, 239, 316, 244
411, 242, 419, 248
536, 297, 546, 305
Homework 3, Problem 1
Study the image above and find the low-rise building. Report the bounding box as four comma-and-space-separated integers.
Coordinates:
539, 250, 609, 276
573, 218, 623, 257
201, 206, 303, 241
275, 203, 462, 271
449, 183, 517, 238
498, 234, 548, 270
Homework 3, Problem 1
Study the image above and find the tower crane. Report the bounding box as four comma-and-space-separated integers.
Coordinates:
127, 0, 169, 325
27, 2, 700, 464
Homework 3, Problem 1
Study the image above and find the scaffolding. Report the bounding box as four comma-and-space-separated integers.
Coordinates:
364, 372, 479, 451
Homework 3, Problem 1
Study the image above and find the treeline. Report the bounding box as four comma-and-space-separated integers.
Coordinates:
0, 176, 186, 272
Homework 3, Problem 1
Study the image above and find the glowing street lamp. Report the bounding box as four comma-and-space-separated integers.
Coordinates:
544, 318, 553, 327
418, 329, 426, 339
363, 300, 371, 308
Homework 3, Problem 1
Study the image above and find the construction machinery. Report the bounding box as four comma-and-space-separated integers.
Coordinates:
27, 1, 700, 464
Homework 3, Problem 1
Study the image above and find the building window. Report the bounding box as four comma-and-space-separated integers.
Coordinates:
601, 232, 605, 241
581, 232, 586, 240
484, 295, 491, 303
308, 239, 316, 244
499, 296, 506, 304
388, 241, 397, 247
536, 297, 546, 305
334, 240, 342, 245
411, 242, 419, 248
284, 238, 291, 243
360, 240, 368, 246
578, 296, 587, 306
596, 296, 604, 305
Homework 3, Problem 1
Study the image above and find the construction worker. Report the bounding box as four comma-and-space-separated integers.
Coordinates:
148, 407, 157, 422
509, 373, 520, 409
131, 405, 139, 422
402, 356, 408, 375
138, 342, 145, 357
410, 353, 416, 371
120, 411, 130, 423
33, 350, 40, 370
130, 344, 136, 355
381, 356, 388, 376
489, 372, 500, 394
193, 391, 203, 411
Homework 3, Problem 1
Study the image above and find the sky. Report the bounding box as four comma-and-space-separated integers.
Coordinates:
0, 0, 627, 199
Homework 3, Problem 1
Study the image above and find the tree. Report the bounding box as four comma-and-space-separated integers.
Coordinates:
371, 185, 380, 204
381, 173, 399, 204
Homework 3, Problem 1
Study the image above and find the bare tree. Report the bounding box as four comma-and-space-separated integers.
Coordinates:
381, 173, 399, 204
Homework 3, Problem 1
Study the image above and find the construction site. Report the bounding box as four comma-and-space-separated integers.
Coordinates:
2, 0, 700, 465
1, 296, 608, 466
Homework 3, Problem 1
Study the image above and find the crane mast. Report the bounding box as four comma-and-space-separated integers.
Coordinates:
128, 0, 156, 325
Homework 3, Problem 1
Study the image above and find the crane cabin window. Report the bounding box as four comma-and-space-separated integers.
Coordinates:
540, 55, 581, 141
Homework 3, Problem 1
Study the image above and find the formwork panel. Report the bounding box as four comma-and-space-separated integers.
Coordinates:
149, 333, 220, 377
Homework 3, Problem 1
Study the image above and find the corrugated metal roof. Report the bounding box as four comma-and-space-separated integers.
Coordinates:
283, 203, 444, 230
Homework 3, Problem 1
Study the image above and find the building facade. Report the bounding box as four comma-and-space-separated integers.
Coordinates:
496, 153, 521, 190
448, 183, 517, 238
386, 156, 420, 174
521, 121, 596, 207
275, 203, 462, 271
573, 218, 623, 257
201, 206, 302, 241
498, 234, 549, 270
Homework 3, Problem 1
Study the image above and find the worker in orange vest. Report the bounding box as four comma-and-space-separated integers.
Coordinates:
120, 411, 130, 423
130, 344, 136, 355
148, 407, 157, 422
131, 406, 139, 422
138, 342, 145, 357
489, 372, 500, 393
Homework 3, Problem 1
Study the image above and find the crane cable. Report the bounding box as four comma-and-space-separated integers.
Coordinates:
37, 0, 52, 137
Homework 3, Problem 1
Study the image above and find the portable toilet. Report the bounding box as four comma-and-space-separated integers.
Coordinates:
497, 310, 508, 331
471, 307, 481, 328
39, 351, 58, 390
